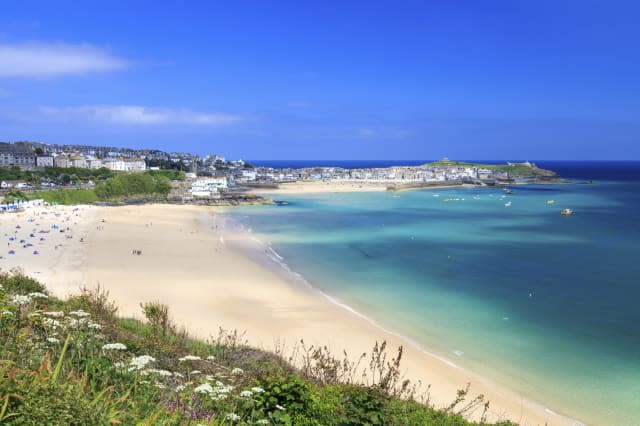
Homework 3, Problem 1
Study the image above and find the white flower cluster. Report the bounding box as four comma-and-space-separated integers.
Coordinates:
178, 355, 201, 362
239, 390, 253, 398
129, 355, 156, 371
255, 420, 269, 425
251, 386, 265, 393
44, 311, 64, 318
11, 294, 32, 306
225, 413, 241, 421
231, 367, 243, 375
28, 292, 48, 300
206, 381, 235, 401
146, 368, 172, 377
194, 383, 215, 394
47, 337, 60, 344
69, 310, 91, 318
102, 343, 127, 351
43, 318, 62, 329
1, 310, 13, 317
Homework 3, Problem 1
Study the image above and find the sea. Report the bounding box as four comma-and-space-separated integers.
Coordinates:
232, 161, 640, 425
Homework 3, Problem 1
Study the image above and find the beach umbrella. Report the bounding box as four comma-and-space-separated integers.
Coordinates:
8, 250, 14, 255
33, 250, 39, 255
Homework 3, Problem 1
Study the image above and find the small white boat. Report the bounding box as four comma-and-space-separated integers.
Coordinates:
546, 200, 555, 205
560, 208, 573, 216
504, 201, 512, 207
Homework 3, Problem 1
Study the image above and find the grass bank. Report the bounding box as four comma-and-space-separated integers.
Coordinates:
0, 273, 515, 425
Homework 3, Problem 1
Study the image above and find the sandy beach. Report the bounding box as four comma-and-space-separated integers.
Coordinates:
0, 203, 579, 425
247, 180, 470, 196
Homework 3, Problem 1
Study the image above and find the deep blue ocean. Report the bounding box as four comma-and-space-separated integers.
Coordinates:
234, 161, 640, 425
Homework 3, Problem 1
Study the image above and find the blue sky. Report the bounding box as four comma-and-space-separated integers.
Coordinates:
0, 1, 638, 160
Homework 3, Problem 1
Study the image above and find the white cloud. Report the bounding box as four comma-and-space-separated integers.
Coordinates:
38, 105, 244, 126
0, 42, 128, 77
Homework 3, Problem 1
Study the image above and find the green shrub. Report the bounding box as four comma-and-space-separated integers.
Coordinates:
0, 272, 46, 294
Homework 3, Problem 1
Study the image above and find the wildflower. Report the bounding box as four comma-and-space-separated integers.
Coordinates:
206, 355, 215, 361
28, 292, 48, 300
256, 420, 269, 425
44, 311, 64, 318
46, 337, 60, 344
69, 310, 90, 318
129, 355, 155, 370
11, 294, 32, 306
155, 382, 166, 389
178, 355, 201, 362
28, 312, 41, 318
190, 370, 201, 375
174, 385, 186, 392
275, 404, 285, 411
88, 322, 102, 330
114, 362, 125, 369
0, 283, 3, 290
102, 343, 127, 351
251, 386, 265, 393
194, 383, 214, 394
205, 375, 215, 381
44, 317, 62, 328
226, 413, 241, 421
148, 369, 172, 377
173, 372, 184, 378
231, 367, 244, 375
213, 382, 234, 394
212, 394, 228, 401
239, 390, 253, 398
1, 310, 13, 317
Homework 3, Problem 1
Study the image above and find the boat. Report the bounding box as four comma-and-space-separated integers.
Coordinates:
503, 188, 513, 194
560, 208, 573, 216
546, 200, 555, 205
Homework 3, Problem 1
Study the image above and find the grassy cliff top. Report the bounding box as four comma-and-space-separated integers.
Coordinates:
0, 272, 515, 425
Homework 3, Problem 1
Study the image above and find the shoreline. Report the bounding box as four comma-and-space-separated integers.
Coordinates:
221, 212, 585, 426
252, 180, 480, 195
1, 203, 584, 425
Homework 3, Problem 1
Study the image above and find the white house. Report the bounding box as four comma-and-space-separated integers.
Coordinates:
36, 155, 54, 168
189, 177, 228, 197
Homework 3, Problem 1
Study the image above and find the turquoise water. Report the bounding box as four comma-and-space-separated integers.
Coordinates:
232, 170, 640, 425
